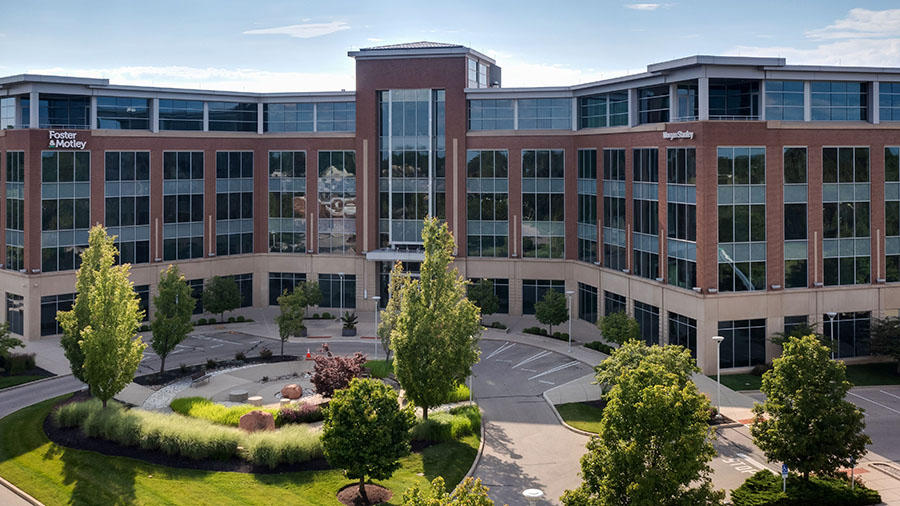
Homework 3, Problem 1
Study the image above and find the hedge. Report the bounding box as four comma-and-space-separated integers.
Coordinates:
411, 405, 481, 442
731, 470, 881, 506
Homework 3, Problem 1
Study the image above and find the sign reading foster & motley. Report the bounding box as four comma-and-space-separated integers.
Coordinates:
48, 130, 87, 150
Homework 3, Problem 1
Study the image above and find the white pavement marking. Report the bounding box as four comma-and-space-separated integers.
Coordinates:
736, 452, 770, 472
512, 351, 552, 369
495, 359, 512, 363
528, 361, 580, 380
521, 368, 537, 372
485, 342, 515, 360
879, 389, 900, 401
849, 391, 900, 415
210, 344, 224, 348
538, 380, 555, 385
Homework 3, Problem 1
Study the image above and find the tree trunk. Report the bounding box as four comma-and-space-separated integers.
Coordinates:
102, 398, 108, 409
159, 355, 166, 374
423, 406, 428, 420
359, 476, 367, 501
281, 339, 285, 359
549, 324, 553, 336
220, 312, 225, 323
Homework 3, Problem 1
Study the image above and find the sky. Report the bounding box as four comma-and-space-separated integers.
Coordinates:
2, 1, 900, 92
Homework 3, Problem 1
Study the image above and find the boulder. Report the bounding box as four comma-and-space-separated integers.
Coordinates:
239, 410, 275, 432
281, 383, 303, 399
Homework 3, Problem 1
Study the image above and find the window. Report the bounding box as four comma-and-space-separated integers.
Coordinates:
269, 272, 307, 306
6, 293, 23, 335
40, 293, 75, 336
208, 102, 257, 132
319, 273, 355, 309
666, 148, 697, 289
811, 82, 868, 121
39, 94, 90, 129
522, 279, 565, 315
265, 103, 314, 132
765, 81, 804, 121
718, 319, 766, 369
466, 150, 509, 257
316, 102, 355, 132
675, 83, 698, 121
135, 285, 150, 322
216, 152, 254, 256
632, 148, 659, 280
318, 151, 356, 254
634, 301, 659, 345
888, 147, 900, 282
5, 151, 25, 271
604, 291, 626, 316
577, 149, 598, 263
105, 152, 151, 265
578, 91, 628, 128
188, 279, 204, 315
41, 151, 90, 272
823, 147, 870, 286
784, 147, 808, 288
159, 99, 203, 131
163, 152, 204, 261
468, 100, 514, 130
717, 147, 766, 292
467, 58, 490, 88
517, 98, 571, 130
522, 149, 565, 258
823, 312, 870, 358
491, 278, 510, 314
226, 273, 253, 308
578, 283, 598, 323
709, 79, 759, 119
668, 312, 697, 358
96, 97, 150, 130
603, 149, 627, 270
879, 83, 900, 122
0, 97, 15, 129
269, 151, 307, 253
638, 86, 669, 124
784, 315, 808, 335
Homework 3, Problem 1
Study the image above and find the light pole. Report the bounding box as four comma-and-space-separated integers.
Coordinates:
338, 272, 345, 324
712, 335, 725, 419
372, 296, 381, 359
826, 311, 837, 360
565, 290, 575, 352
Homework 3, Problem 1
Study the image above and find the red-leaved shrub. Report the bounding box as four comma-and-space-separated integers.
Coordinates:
278, 403, 324, 425
310, 352, 367, 397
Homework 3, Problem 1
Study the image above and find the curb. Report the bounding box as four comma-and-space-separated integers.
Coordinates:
0, 373, 70, 393
541, 391, 596, 437
0, 475, 43, 506
462, 405, 487, 482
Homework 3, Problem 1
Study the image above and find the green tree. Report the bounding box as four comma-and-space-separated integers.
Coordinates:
301, 281, 323, 317
751, 335, 870, 480
377, 262, 409, 361
61, 226, 146, 408
593, 339, 697, 394
151, 265, 195, 373
401, 476, 497, 506
596, 311, 640, 346
534, 289, 569, 335
467, 279, 499, 319
322, 377, 415, 501
392, 217, 481, 420
870, 316, 900, 374
275, 287, 306, 357
769, 320, 825, 348
0, 322, 23, 359
202, 276, 242, 323
563, 344, 723, 506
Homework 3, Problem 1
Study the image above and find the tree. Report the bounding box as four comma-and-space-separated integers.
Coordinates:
322, 378, 415, 501
391, 217, 482, 420
596, 311, 640, 346
377, 262, 409, 362
467, 279, 499, 319
275, 287, 306, 357
870, 316, 900, 374
563, 345, 723, 506
151, 265, 195, 373
534, 289, 569, 336
0, 322, 23, 359
751, 335, 870, 480
401, 477, 497, 506
301, 281, 323, 317
593, 340, 697, 394
769, 320, 824, 348
202, 276, 242, 323
311, 352, 367, 397
61, 226, 146, 408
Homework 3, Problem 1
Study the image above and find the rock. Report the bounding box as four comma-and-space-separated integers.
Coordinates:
248, 395, 263, 406
281, 383, 302, 399
239, 410, 275, 432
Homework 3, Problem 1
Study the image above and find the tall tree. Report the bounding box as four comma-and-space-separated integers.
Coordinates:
61, 226, 146, 407
594, 339, 697, 394
322, 378, 415, 501
534, 289, 569, 335
563, 344, 723, 506
301, 281, 323, 317
751, 335, 870, 480
202, 275, 242, 323
0, 322, 23, 359
151, 265, 195, 373
377, 262, 409, 362
870, 316, 900, 374
467, 279, 499, 320
596, 311, 640, 346
275, 287, 306, 357
392, 217, 481, 420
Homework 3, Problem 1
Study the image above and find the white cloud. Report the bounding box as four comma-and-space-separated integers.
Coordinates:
497, 60, 630, 88
243, 21, 350, 39
625, 3, 661, 10
24, 65, 355, 93
367, 37, 384, 42
806, 8, 900, 40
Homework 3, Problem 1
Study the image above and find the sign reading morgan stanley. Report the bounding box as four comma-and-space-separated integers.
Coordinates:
48, 130, 87, 149
663, 130, 694, 140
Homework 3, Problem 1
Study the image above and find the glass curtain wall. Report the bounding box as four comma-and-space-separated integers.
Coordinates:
577, 149, 598, 263
602, 149, 627, 270
784, 148, 808, 288
823, 147, 870, 285
718, 147, 766, 292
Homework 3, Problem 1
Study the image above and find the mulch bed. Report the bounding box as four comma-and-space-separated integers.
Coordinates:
336, 483, 392, 506
0, 366, 55, 381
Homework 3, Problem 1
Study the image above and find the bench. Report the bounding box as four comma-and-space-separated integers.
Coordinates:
190, 371, 211, 387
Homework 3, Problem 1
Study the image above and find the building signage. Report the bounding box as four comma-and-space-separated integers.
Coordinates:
48, 130, 87, 150
663, 130, 694, 140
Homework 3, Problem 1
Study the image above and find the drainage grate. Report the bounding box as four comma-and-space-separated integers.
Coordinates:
871, 462, 900, 480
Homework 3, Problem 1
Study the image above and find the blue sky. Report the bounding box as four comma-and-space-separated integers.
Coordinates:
2, 1, 900, 91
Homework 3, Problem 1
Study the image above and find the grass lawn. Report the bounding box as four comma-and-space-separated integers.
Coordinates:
556, 402, 604, 434
0, 396, 478, 506
0, 375, 45, 390
845, 362, 900, 386
710, 373, 762, 391
364, 359, 393, 379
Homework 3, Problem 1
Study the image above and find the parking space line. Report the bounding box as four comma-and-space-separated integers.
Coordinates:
849, 391, 900, 414
486, 342, 515, 360
512, 351, 552, 369
528, 361, 579, 380
879, 389, 900, 401
736, 453, 770, 472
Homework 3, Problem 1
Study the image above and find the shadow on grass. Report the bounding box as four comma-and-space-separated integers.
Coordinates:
43, 444, 138, 506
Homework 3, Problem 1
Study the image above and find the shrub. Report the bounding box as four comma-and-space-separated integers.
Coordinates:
6, 353, 35, 375
323, 312, 333, 319
196, 318, 206, 325
235, 351, 247, 362
551, 331, 569, 341
364, 359, 394, 379
277, 403, 324, 425
205, 358, 217, 370
487, 321, 507, 330
139, 324, 150, 332
245, 424, 323, 469
311, 352, 367, 397
446, 383, 471, 403
259, 347, 273, 360
261, 376, 269, 383
237, 315, 245, 323
170, 397, 279, 427
750, 362, 773, 377
228, 316, 236, 323
523, 326, 549, 337
731, 470, 881, 506
584, 341, 615, 354
313, 313, 320, 319
53, 398, 103, 428
179, 363, 188, 373
411, 405, 481, 442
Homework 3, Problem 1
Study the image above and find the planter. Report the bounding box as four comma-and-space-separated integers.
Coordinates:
342, 329, 357, 337
297, 328, 308, 338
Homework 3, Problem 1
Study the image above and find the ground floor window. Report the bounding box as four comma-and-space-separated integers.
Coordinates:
319, 273, 355, 310
784, 315, 808, 334
269, 272, 306, 306
40, 293, 75, 336
522, 279, 565, 315
634, 300, 659, 345
717, 318, 766, 368
469, 278, 509, 315
668, 312, 696, 358
225, 273, 253, 308
5, 293, 23, 335
377, 262, 421, 308
135, 285, 150, 323
603, 291, 626, 316
188, 279, 204, 315
823, 312, 870, 358
578, 283, 598, 323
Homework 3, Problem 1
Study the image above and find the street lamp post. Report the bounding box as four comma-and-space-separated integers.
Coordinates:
712, 335, 725, 419
372, 296, 381, 359
338, 272, 345, 325
565, 290, 575, 353
826, 311, 837, 360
